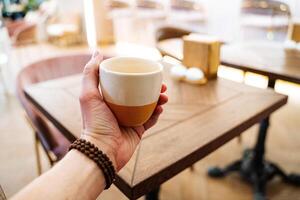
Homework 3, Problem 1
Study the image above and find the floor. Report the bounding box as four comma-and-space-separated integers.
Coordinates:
0, 66, 299, 200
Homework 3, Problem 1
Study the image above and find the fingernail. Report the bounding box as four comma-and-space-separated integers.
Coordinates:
159, 107, 163, 114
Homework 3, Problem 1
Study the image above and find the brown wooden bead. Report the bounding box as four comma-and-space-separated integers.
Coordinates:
68, 138, 116, 189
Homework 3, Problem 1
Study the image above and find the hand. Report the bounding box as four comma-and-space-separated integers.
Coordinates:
79, 51, 168, 171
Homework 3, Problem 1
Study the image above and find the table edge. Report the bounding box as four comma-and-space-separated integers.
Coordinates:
24, 89, 77, 142
221, 60, 300, 85
129, 94, 287, 199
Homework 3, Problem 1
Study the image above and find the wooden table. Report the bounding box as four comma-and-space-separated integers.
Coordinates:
157, 38, 300, 199
157, 39, 300, 84
24, 62, 287, 199
221, 42, 300, 85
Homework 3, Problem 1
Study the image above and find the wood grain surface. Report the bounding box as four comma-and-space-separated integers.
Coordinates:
24, 63, 287, 199
157, 39, 300, 84
221, 42, 300, 84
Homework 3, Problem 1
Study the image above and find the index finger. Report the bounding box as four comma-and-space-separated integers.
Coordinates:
161, 83, 167, 93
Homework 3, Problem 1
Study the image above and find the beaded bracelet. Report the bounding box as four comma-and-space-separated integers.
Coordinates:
69, 139, 116, 189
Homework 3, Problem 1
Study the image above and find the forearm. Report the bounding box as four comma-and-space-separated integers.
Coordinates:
12, 150, 106, 200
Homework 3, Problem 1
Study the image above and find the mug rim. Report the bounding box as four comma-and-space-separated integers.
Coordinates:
100, 56, 163, 76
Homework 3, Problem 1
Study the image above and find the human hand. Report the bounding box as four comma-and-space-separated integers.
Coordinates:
79, 51, 168, 171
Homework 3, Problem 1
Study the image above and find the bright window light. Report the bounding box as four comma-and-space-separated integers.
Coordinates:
218, 65, 244, 83
83, 0, 97, 50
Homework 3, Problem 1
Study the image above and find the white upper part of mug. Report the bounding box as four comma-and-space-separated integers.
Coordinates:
99, 57, 163, 106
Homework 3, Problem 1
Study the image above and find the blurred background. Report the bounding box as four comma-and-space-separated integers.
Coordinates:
1, 0, 300, 91
0, 0, 300, 199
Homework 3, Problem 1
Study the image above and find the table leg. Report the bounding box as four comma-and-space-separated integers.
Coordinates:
207, 78, 300, 200
145, 187, 160, 200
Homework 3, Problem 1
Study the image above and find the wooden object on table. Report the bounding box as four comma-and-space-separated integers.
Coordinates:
183, 34, 220, 79
24, 62, 287, 199
157, 38, 300, 84
288, 20, 300, 43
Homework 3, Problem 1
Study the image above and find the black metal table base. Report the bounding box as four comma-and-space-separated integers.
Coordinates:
145, 187, 160, 200
207, 79, 300, 200
208, 148, 300, 200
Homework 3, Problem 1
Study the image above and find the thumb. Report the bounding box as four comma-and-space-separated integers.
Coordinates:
80, 50, 103, 101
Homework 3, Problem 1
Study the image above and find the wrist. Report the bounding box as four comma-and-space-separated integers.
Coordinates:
80, 134, 118, 170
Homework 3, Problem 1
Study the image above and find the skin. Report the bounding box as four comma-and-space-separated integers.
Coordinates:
11, 51, 168, 200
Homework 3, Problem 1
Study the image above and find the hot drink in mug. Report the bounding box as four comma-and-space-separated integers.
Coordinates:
99, 57, 163, 126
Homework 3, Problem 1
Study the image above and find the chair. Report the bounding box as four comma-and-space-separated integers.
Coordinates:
241, 0, 291, 16
168, 0, 205, 22
240, 0, 291, 40
170, 0, 203, 11
107, 0, 130, 9
155, 26, 192, 42
5, 20, 37, 46
136, 0, 164, 9
134, 0, 166, 19
16, 53, 92, 174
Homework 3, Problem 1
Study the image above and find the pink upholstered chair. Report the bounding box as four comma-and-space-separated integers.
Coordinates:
6, 20, 37, 45
16, 53, 93, 174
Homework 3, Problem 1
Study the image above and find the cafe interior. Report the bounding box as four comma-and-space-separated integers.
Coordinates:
0, 0, 300, 199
